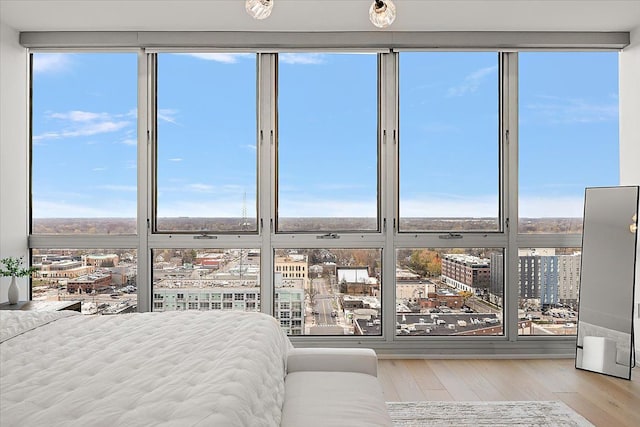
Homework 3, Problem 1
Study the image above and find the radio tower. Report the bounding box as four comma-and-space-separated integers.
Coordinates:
242, 191, 248, 231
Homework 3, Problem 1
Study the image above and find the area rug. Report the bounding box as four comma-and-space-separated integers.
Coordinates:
386, 401, 594, 427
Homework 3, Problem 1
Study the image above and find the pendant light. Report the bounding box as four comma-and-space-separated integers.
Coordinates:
246, 0, 274, 20
369, 0, 396, 28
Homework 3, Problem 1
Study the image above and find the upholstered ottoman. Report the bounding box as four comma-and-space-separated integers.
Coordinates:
281, 348, 392, 427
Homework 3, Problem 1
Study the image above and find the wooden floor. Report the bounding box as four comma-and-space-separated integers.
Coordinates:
378, 359, 639, 427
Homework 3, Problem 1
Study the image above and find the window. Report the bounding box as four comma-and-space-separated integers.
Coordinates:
396, 248, 504, 336
517, 248, 580, 336
155, 53, 258, 233
27, 38, 622, 355
31, 53, 138, 234
277, 52, 379, 232
152, 248, 260, 312
518, 52, 619, 233
399, 52, 500, 232
31, 249, 137, 315
275, 248, 382, 336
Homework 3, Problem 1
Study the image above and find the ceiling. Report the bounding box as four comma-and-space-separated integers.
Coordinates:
1, 0, 639, 33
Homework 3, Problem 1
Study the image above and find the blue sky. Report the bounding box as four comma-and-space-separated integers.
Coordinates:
519, 52, 619, 217
31, 51, 619, 220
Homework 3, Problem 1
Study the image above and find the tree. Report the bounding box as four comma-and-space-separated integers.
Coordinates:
351, 249, 379, 274
333, 249, 355, 266
408, 250, 442, 277
305, 283, 319, 307
339, 279, 348, 294
182, 249, 198, 265
459, 290, 473, 306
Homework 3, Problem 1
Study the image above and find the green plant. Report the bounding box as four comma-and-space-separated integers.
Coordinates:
0, 256, 37, 278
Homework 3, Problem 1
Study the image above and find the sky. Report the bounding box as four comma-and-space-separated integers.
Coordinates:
31, 51, 619, 221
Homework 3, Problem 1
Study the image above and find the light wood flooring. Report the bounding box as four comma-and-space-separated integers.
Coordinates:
378, 359, 639, 427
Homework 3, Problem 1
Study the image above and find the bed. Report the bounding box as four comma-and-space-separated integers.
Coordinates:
0, 310, 293, 427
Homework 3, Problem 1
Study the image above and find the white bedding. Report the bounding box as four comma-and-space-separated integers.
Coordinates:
0, 310, 293, 427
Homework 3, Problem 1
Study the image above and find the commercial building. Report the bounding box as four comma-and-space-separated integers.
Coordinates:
274, 253, 308, 289
85, 254, 119, 267
152, 287, 304, 335
67, 272, 112, 294
337, 267, 379, 296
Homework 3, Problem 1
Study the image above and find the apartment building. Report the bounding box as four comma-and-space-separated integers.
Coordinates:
441, 254, 491, 294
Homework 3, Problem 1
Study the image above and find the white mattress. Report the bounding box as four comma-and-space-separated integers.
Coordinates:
0, 310, 293, 427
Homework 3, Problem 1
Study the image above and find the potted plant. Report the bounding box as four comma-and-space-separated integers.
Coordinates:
1, 256, 37, 305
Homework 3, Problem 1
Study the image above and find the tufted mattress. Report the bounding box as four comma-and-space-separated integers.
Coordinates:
0, 310, 293, 427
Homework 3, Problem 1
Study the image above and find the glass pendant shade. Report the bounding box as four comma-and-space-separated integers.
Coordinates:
369, 0, 396, 28
246, 0, 273, 20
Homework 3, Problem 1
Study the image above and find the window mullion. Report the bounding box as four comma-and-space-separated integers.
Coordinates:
260, 52, 276, 317
381, 51, 397, 342
137, 50, 153, 312
504, 51, 519, 341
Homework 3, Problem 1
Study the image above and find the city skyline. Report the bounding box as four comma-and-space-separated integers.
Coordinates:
31, 245, 582, 336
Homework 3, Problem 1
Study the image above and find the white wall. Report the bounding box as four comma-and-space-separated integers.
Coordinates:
0, 20, 29, 302
619, 27, 640, 354
620, 29, 640, 185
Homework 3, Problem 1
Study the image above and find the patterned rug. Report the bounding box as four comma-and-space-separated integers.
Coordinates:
386, 401, 594, 427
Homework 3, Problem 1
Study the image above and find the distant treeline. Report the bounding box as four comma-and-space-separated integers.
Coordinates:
32, 217, 582, 234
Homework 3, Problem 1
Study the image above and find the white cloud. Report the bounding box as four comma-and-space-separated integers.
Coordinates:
80, 121, 130, 135
50, 111, 111, 122
160, 182, 247, 194
447, 65, 497, 97
97, 185, 137, 192
519, 195, 584, 218
152, 192, 577, 220
119, 129, 137, 146
279, 197, 377, 218
34, 121, 130, 141
34, 109, 134, 142
157, 199, 256, 218
120, 138, 137, 146
92, 167, 107, 172
168, 158, 183, 162
398, 193, 583, 218
279, 53, 325, 65
524, 95, 618, 124
187, 183, 215, 192
32, 200, 135, 218
32, 53, 72, 74
400, 195, 499, 218
180, 53, 253, 64
158, 109, 180, 125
